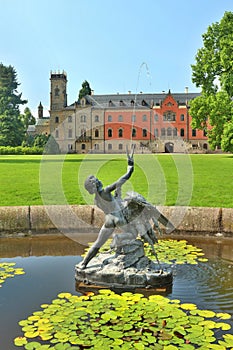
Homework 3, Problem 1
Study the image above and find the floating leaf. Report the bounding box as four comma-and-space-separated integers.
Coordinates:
14, 336, 28, 346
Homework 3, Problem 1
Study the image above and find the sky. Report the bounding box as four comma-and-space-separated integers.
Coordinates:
1, 0, 233, 117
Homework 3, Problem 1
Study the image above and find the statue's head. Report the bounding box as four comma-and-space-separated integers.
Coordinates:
84, 175, 103, 194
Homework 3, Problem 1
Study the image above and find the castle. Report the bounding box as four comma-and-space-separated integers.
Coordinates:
35, 71, 208, 153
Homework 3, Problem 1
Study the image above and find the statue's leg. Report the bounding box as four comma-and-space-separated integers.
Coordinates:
80, 224, 115, 268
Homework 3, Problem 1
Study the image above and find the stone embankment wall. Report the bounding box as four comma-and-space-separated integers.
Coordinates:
0, 205, 232, 237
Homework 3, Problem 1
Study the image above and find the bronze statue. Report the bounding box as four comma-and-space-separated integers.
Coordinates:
80, 146, 174, 269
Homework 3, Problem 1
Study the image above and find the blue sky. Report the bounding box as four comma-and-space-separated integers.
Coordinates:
1, 0, 233, 117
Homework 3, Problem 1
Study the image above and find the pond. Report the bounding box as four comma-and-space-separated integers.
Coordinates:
0, 234, 233, 349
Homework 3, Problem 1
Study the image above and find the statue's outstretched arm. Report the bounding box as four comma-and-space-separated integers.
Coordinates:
105, 145, 135, 193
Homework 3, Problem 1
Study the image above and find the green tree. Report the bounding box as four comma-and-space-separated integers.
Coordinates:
190, 11, 233, 151
33, 134, 49, 148
0, 63, 27, 146
21, 107, 36, 131
78, 80, 92, 100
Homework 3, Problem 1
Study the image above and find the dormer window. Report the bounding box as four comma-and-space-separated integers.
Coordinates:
81, 98, 86, 107
142, 99, 147, 106
119, 100, 124, 106
131, 100, 135, 106
109, 100, 113, 106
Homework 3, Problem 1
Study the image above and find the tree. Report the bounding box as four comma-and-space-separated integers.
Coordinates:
0, 63, 27, 146
190, 11, 233, 151
78, 80, 92, 100
21, 107, 36, 131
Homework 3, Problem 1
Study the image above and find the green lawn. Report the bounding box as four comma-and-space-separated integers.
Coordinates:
0, 154, 232, 207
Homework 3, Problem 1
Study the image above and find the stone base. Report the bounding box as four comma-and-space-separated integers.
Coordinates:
75, 251, 173, 291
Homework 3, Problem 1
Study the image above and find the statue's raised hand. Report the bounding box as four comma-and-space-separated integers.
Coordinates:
126, 144, 135, 166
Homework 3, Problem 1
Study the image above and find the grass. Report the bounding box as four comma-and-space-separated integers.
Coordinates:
0, 153, 232, 208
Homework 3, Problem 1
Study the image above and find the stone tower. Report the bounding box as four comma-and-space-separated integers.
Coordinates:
50, 71, 67, 110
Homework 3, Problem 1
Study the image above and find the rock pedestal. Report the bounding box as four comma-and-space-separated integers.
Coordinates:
75, 239, 173, 291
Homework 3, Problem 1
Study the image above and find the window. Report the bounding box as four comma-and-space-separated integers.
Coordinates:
68, 115, 72, 123
108, 129, 112, 137
118, 115, 123, 122
94, 143, 99, 150
173, 128, 178, 137
81, 129, 86, 137
108, 115, 112, 122
119, 144, 123, 150
68, 144, 73, 151
68, 129, 72, 138
108, 144, 112, 150
119, 100, 124, 106
118, 128, 123, 138
154, 128, 159, 137
55, 116, 59, 123
192, 129, 197, 137
154, 114, 159, 122
95, 115, 99, 122
81, 144, 86, 150
180, 128, 185, 137
131, 100, 135, 106
55, 86, 59, 96
81, 115, 86, 123
131, 115, 136, 122
109, 100, 113, 106
95, 129, 99, 137
142, 115, 147, 122
161, 128, 166, 137
163, 111, 176, 121
167, 127, 172, 137
180, 114, 185, 121
132, 128, 136, 137
55, 129, 59, 138
142, 129, 147, 137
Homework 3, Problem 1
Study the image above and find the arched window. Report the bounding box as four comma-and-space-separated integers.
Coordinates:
161, 128, 166, 137
118, 115, 123, 122
154, 114, 159, 122
108, 129, 112, 137
81, 144, 86, 150
81, 115, 86, 123
95, 115, 99, 122
131, 100, 135, 106
55, 116, 59, 123
173, 128, 178, 137
167, 127, 172, 136
192, 129, 197, 137
180, 128, 185, 137
142, 129, 147, 137
118, 129, 123, 138
142, 115, 147, 121
81, 129, 86, 137
132, 128, 137, 137
180, 114, 185, 121
95, 129, 99, 137
108, 115, 112, 122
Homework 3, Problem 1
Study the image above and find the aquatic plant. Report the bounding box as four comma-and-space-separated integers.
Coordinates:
14, 290, 232, 349
0, 261, 25, 287
85, 238, 208, 265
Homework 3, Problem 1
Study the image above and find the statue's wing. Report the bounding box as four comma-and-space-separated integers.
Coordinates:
124, 191, 175, 232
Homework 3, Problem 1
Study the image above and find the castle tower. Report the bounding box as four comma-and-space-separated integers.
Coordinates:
38, 101, 43, 119
50, 71, 67, 110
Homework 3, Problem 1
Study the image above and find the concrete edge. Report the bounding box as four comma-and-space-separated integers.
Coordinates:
0, 205, 232, 237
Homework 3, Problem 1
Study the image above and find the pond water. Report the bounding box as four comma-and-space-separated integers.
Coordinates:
0, 234, 233, 349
